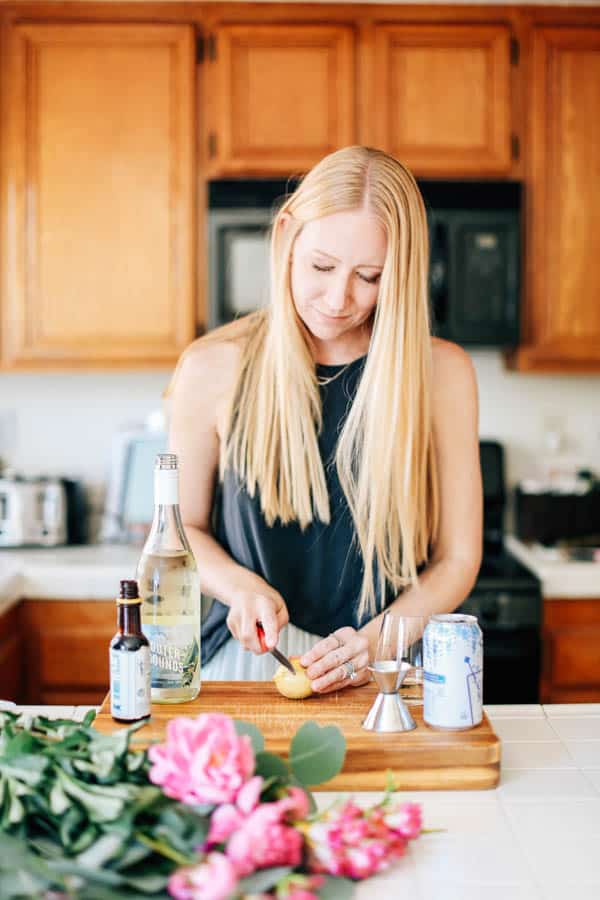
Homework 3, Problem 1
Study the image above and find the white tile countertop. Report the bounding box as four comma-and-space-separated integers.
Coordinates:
2, 702, 599, 899
507, 535, 600, 598
0, 544, 140, 614
1, 539, 599, 616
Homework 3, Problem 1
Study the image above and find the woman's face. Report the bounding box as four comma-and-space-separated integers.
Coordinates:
289, 207, 387, 354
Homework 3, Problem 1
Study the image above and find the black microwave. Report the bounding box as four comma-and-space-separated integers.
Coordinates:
208, 178, 521, 347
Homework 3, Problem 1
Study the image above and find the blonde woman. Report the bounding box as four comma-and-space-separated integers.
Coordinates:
168, 146, 482, 691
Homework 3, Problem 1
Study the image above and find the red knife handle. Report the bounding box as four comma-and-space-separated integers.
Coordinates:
256, 621, 268, 652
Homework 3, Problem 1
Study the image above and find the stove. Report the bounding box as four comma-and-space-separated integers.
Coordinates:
457, 442, 542, 704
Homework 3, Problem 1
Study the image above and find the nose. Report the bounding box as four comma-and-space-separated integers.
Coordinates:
324, 272, 351, 313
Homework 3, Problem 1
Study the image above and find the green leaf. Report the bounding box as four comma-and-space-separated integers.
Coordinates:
57, 769, 139, 822
289, 722, 346, 787
234, 719, 265, 754
69, 823, 99, 855
76, 831, 126, 868
255, 750, 290, 780
49, 779, 71, 815
0, 868, 49, 898
83, 709, 97, 727
0, 754, 47, 787
318, 875, 356, 899
237, 865, 293, 894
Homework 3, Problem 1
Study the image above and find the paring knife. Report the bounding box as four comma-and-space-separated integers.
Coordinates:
256, 621, 296, 674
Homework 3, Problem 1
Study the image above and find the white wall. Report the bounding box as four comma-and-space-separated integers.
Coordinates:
1, 351, 599, 494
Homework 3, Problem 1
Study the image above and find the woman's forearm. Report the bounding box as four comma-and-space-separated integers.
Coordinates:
359, 555, 480, 660
183, 524, 270, 608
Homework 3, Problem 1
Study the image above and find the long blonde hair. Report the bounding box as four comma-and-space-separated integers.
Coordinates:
183, 146, 438, 622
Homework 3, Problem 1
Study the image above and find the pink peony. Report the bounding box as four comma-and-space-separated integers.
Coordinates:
168, 852, 237, 900
148, 714, 255, 806
384, 801, 422, 839
226, 801, 304, 876
305, 798, 421, 880
206, 778, 311, 856
206, 775, 264, 846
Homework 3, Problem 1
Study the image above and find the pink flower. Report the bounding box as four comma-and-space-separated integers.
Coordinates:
384, 801, 422, 839
305, 798, 421, 880
226, 801, 304, 876
168, 852, 237, 900
206, 775, 264, 846
148, 714, 255, 806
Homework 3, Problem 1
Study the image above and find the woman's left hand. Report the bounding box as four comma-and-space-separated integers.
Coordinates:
299, 627, 371, 693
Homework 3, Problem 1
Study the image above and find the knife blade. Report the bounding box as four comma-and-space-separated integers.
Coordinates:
256, 621, 296, 675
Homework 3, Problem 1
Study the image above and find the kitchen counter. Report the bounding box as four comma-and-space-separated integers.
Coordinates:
0, 544, 140, 615
1, 539, 599, 617
2, 701, 599, 899
507, 535, 600, 598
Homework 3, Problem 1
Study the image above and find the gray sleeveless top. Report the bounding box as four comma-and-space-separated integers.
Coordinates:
202, 354, 391, 664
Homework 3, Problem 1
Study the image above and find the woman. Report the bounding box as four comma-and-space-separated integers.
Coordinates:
168, 146, 482, 692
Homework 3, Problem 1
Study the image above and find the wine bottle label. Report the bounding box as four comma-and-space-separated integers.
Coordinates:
110, 647, 151, 720
142, 624, 200, 689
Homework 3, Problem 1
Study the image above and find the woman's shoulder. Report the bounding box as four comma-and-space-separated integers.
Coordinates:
173, 313, 264, 392
430, 337, 478, 416
431, 337, 476, 384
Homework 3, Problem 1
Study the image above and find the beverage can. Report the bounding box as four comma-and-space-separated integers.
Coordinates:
423, 613, 483, 730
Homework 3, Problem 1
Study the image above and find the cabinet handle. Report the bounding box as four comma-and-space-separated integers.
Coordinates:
208, 133, 217, 159
511, 134, 520, 161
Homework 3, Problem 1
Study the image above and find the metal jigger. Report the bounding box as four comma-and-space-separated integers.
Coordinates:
362, 660, 417, 733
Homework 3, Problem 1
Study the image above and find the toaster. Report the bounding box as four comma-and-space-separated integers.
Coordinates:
0, 476, 68, 547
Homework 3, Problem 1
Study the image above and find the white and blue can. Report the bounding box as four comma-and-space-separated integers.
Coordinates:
423, 614, 483, 730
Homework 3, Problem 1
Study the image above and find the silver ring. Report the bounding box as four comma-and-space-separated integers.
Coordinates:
331, 633, 344, 649
343, 660, 357, 681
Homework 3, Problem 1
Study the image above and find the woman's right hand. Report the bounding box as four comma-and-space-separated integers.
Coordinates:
226, 587, 289, 655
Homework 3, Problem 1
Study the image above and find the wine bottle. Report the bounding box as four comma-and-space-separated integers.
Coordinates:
137, 453, 201, 703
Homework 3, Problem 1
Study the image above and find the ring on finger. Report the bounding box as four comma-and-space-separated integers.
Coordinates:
331, 633, 343, 649
343, 660, 358, 681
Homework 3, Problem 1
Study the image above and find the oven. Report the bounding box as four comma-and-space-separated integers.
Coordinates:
460, 441, 542, 704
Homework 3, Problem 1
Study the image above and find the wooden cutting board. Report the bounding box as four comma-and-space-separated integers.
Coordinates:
94, 681, 500, 791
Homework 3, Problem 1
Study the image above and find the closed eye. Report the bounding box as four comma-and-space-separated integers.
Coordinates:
313, 263, 380, 285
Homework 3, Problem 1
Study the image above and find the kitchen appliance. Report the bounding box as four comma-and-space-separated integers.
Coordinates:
461, 441, 542, 704
208, 178, 521, 347
0, 475, 87, 547
100, 425, 166, 544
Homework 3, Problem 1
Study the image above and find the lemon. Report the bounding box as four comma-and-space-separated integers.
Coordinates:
273, 656, 313, 699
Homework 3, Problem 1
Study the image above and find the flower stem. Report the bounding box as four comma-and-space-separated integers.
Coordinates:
135, 832, 196, 866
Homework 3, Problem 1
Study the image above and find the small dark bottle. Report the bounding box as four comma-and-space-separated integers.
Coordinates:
110, 579, 151, 722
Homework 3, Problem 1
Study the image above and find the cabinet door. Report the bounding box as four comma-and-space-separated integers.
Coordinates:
2, 24, 196, 368
372, 24, 512, 176
515, 27, 600, 372
0, 606, 22, 702
20, 600, 114, 705
541, 599, 600, 703
207, 24, 355, 176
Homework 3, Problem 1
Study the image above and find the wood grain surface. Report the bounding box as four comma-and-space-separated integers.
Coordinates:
94, 681, 500, 791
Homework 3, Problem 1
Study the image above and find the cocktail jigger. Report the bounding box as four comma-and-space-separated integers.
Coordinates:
362, 661, 417, 733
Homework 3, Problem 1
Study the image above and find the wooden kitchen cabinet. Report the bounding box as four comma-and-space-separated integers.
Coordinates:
512, 26, 600, 372
205, 23, 356, 176
0, 606, 22, 702
20, 599, 114, 705
1, 23, 196, 368
541, 598, 600, 703
370, 24, 513, 177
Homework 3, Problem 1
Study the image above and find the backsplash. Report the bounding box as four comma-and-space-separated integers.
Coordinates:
1, 350, 599, 525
